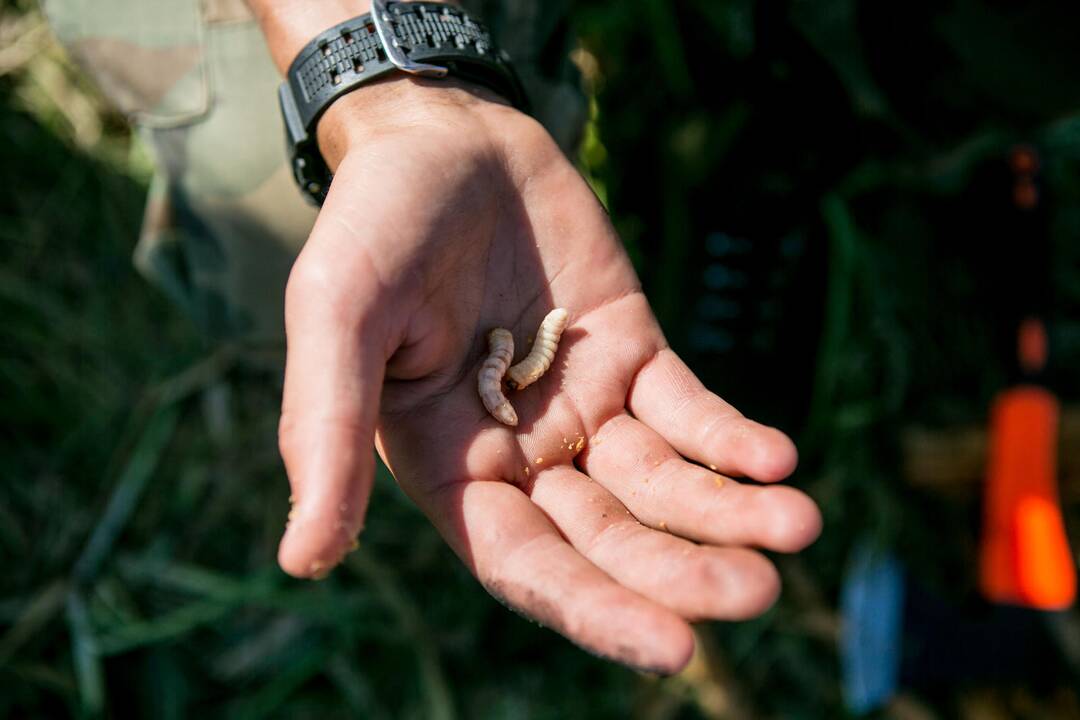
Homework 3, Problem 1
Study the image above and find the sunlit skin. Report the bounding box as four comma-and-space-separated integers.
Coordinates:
271, 77, 823, 673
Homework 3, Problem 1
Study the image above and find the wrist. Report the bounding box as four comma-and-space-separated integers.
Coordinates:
315, 76, 512, 171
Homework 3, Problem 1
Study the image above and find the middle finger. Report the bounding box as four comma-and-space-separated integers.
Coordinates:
528, 465, 781, 620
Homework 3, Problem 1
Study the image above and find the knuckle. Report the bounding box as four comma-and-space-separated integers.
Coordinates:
288, 262, 349, 319
694, 401, 745, 446
285, 255, 333, 304
585, 516, 636, 559
277, 412, 301, 468
284, 249, 384, 330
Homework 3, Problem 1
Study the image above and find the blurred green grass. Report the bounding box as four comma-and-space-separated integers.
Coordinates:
6, 0, 1080, 718
0, 4, 647, 717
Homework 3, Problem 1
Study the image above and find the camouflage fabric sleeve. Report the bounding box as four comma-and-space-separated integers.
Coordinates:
43, 0, 584, 342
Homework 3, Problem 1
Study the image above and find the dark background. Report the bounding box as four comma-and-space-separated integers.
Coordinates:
4, 0, 1080, 716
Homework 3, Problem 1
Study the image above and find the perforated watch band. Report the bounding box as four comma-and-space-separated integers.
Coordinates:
278, 0, 528, 205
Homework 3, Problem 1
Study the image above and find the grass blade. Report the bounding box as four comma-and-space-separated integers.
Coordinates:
72, 407, 180, 587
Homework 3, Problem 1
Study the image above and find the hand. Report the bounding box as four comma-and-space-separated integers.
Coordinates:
276, 77, 822, 674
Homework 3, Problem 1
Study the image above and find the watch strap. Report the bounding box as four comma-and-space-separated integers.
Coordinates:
279, 1, 528, 204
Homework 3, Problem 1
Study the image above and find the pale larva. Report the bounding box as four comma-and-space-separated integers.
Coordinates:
478, 328, 518, 426
507, 308, 569, 391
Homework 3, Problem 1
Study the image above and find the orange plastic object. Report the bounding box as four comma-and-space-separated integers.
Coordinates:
979, 386, 1075, 609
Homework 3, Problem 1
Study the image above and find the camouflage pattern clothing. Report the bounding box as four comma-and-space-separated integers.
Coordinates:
43, 0, 584, 341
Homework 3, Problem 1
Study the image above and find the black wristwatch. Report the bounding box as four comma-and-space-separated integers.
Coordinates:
278, 0, 529, 205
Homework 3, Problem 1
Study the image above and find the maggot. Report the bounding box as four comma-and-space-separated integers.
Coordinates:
478, 328, 518, 426
507, 308, 569, 391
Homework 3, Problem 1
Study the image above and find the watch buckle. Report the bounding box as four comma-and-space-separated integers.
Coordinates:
372, 0, 448, 78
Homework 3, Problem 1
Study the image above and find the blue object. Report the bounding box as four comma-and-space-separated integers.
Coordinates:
840, 542, 905, 715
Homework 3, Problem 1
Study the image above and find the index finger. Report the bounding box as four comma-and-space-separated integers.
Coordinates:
628, 349, 798, 482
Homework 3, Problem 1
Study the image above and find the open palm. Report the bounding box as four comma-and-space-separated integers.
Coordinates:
276, 86, 821, 673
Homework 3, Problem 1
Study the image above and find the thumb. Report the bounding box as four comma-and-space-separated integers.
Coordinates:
276, 212, 392, 579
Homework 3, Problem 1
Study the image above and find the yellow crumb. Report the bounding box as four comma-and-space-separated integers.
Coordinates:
535, 457, 544, 464
659, 521, 668, 532
575, 437, 585, 452
714, 476, 725, 489
708, 464, 717, 471
524, 466, 531, 476
287, 508, 297, 521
